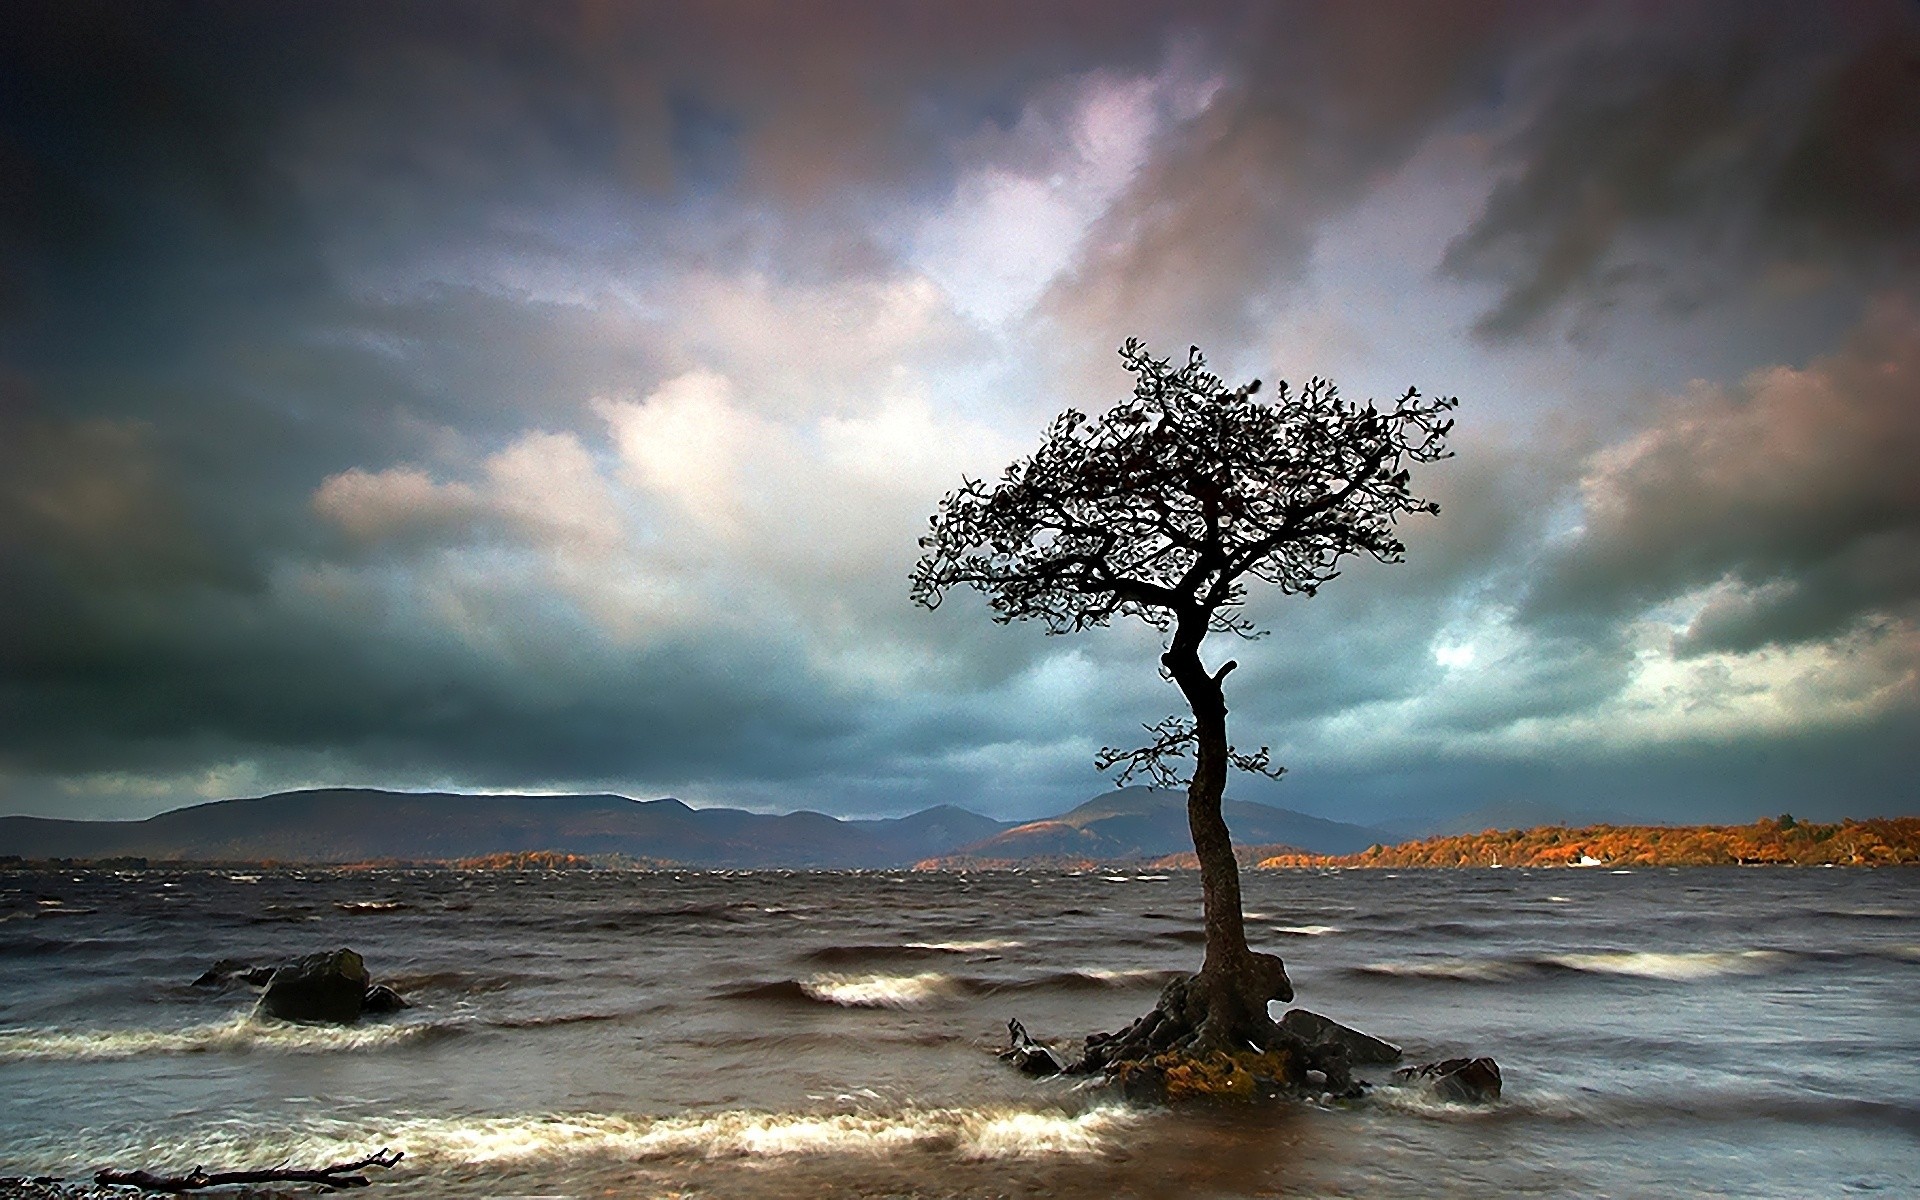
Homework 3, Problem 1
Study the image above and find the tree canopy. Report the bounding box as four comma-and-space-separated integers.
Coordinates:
911, 339, 1454, 641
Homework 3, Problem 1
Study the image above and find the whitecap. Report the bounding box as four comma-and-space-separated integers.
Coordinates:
1369, 1085, 1509, 1120
1275, 925, 1338, 937
800, 971, 962, 1009
904, 939, 1024, 953
1066, 968, 1166, 986
1356, 959, 1531, 982
35, 1106, 1139, 1174
0, 1014, 433, 1062
1544, 950, 1789, 981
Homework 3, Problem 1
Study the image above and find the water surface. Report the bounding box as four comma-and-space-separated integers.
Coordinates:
3, 867, 1915, 1196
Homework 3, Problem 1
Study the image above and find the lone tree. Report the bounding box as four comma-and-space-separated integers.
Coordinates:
911, 340, 1454, 1062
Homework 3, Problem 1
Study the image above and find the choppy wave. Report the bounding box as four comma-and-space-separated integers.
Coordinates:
1369, 1082, 1920, 1137
722, 964, 1175, 1009
719, 971, 974, 1009
1354, 948, 1801, 983
1008, 968, 1182, 992
1543, 950, 1791, 980
801, 972, 967, 1008
0, 1014, 440, 1061
384, 969, 528, 996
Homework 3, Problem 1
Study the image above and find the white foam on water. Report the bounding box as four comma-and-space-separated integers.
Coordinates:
956, 1108, 1133, 1159
1544, 950, 1789, 981
800, 971, 961, 1008
0, 1014, 432, 1061
904, 939, 1024, 953
37, 1107, 1139, 1174
1067, 968, 1166, 986
1368, 1086, 1509, 1121
1275, 924, 1339, 936
1358, 959, 1531, 982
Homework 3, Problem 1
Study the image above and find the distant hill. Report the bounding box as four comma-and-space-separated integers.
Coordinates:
915, 786, 1390, 867
0, 790, 1012, 869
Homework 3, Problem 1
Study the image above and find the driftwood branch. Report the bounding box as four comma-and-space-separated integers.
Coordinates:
95, 1148, 402, 1192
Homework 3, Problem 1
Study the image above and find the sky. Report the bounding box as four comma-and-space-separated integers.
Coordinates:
2, 0, 1916, 828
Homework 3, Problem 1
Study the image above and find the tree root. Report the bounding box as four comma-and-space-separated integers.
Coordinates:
1060, 970, 1361, 1103
94, 1149, 402, 1192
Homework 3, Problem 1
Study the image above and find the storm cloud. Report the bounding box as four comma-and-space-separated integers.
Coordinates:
2, 0, 1915, 825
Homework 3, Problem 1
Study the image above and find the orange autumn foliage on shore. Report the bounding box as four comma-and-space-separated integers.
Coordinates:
1259, 816, 1920, 869
447, 850, 597, 871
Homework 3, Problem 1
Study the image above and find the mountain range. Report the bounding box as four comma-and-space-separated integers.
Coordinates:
0, 786, 1390, 868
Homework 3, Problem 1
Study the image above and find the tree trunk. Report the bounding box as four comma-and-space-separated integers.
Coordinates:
1067, 626, 1343, 1093
1160, 621, 1294, 1053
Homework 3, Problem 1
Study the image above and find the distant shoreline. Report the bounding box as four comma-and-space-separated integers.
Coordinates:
4, 816, 1917, 871
1256, 815, 1920, 870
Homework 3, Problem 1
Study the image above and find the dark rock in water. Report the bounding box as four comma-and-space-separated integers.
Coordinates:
257, 948, 371, 1025
1393, 1056, 1502, 1103
1279, 1008, 1403, 1065
191, 959, 275, 989
999, 1018, 1064, 1077
361, 983, 410, 1013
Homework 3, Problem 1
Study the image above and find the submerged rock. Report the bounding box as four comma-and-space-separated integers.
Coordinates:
190, 959, 275, 989
257, 948, 372, 1025
202, 949, 410, 1021
361, 983, 410, 1014
1279, 1008, 1403, 1065
998, 1018, 1064, 1077
1392, 1056, 1502, 1103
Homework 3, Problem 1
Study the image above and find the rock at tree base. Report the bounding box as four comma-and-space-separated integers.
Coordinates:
1110, 1048, 1299, 1105
257, 948, 371, 1024
361, 983, 410, 1014
1393, 1056, 1502, 1103
1279, 1008, 1403, 1065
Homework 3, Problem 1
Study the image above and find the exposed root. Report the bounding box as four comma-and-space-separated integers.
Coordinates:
1064, 965, 1360, 1103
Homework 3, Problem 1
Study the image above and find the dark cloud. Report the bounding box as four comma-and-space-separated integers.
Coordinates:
1524, 297, 1920, 659
1046, 0, 1520, 346
1443, 1, 1920, 338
